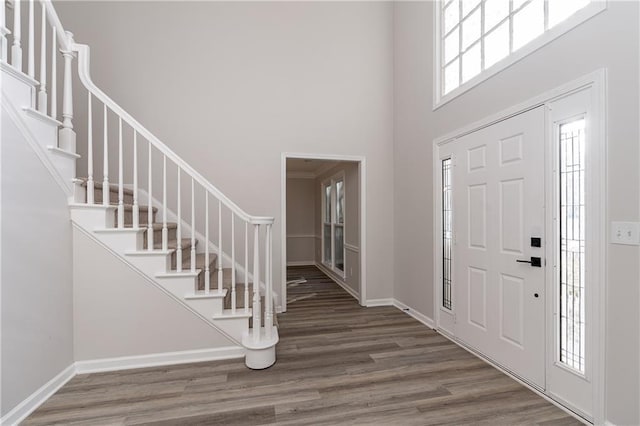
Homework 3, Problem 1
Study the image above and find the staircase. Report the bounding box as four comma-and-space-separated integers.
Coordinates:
1, 0, 278, 369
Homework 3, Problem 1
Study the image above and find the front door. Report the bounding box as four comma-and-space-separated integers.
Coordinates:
453, 106, 546, 388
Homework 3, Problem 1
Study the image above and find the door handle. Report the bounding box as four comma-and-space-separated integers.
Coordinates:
516, 257, 542, 267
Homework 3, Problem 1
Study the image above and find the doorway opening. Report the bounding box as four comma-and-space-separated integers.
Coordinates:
281, 154, 366, 312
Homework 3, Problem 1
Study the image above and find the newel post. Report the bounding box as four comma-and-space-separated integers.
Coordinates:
59, 31, 76, 152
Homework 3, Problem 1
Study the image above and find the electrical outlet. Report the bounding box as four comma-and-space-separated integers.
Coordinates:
611, 222, 640, 245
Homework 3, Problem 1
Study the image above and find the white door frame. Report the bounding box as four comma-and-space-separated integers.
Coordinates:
432, 69, 607, 424
281, 152, 367, 311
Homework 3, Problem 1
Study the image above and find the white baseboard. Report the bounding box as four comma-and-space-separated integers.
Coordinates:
286, 261, 316, 266
314, 262, 360, 301
365, 298, 395, 307
1, 363, 75, 426
75, 346, 245, 374
393, 300, 435, 329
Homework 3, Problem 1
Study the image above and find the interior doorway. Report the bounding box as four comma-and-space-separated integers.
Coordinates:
281, 154, 366, 312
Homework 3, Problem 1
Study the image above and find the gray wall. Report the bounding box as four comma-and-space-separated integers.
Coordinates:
393, 1, 639, 424
1, 112, 74, 416
55, 0, 395, 304
315, 162, 360, 296
286, 178, 316, 264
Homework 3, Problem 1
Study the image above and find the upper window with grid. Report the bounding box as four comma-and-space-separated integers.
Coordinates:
436, 0, 606, 106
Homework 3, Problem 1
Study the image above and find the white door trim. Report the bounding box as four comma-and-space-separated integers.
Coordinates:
281, 152, 367, 311
432, 69, 607, 425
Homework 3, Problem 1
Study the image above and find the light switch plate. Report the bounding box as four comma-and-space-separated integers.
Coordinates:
611, 222, 640, 245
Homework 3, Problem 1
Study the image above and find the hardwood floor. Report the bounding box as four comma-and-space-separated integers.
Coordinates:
25, 266, 580, 425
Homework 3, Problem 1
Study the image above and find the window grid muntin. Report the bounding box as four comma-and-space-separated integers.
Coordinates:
442, 158, 453, 310
440, 0, 589, 96
558, 118, 587, 375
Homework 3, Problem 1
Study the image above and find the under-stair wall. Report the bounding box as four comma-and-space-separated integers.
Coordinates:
72, 227, 242, 366
1, 95, 74, 419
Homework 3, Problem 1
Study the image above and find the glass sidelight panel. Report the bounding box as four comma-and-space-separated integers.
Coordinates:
442, 158, 453, 310
558, 118, 586, 374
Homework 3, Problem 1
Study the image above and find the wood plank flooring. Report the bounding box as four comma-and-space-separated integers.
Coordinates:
25, 266, 580, 425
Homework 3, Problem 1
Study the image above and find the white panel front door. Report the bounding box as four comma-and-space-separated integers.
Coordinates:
453, 106, 546, 388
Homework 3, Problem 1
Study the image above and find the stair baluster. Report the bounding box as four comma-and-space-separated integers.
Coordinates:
162, 155, 168, 250
28, 0, 34, 77
190, 178, 196, 272
132, 131, 139, 228
265, 223, 273, 339
37, 3, 46, 114
102, 104, 109, 205
50, 27, 56, 118
11, 0, 20, 69
231, 213, 236, 312
176, 168, 182, 272
117, 117, 124, 228
87, 93, 94, 204
147, 143, 153, 250
204, 193, 210, 292
244, 222, 249, 313
252, 224, 261, 343
218, 200, 223, 293
59, 31, 75, 152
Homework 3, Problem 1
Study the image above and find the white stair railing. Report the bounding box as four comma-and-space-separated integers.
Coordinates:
1, 0, 277, 351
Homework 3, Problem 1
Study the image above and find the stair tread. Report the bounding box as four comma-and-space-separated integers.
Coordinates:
112, 203, 158, 213
126, 222, 178, 230
81, 179, 135, 196
153, 238, 196, 250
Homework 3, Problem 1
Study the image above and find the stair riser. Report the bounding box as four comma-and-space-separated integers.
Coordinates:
116, 209, 157, 227
224, 285, 255, 311
197, 269, 218, 292
146, 227, 178, 244
92, 189, 134, 205
170, 249, 194, 270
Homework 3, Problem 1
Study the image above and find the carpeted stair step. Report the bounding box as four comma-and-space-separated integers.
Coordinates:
218, 270, 278, 327
138, 222, 178, 244
114, 204, 158, 227
174, 253, 218, 290
82, 180, 135, 205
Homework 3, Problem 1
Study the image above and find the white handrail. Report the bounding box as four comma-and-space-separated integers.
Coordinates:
41, 0, 70, 52
72, 42, 273, 225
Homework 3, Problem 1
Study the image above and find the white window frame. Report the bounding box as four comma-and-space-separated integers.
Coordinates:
321, 172, 346, 278
433, 0, 607, 109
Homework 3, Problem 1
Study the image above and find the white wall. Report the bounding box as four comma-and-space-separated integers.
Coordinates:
55, 0, 395, 304
393, 1, 639, 424
72, 229, 236, 360
286, 177, 316, 265
1, 112, 74, 416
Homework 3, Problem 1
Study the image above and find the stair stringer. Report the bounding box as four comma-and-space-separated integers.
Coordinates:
69, 206, 249, 346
